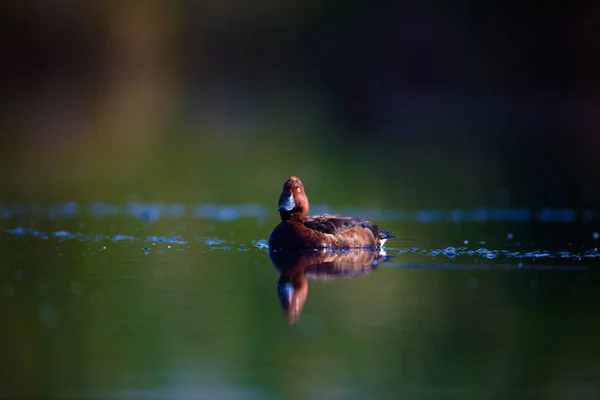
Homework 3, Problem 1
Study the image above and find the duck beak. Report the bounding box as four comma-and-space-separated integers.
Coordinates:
277, 192, 296, 211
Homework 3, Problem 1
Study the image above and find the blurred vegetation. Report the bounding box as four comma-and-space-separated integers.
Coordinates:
2, 1, 600, 211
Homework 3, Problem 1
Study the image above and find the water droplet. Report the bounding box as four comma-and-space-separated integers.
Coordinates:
593, 232, 599, 240
507, 233, 514, 240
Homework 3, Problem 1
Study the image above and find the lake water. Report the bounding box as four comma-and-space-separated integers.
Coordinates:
1, 202, 599, 399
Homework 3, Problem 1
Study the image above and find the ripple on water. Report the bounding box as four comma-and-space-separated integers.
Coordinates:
3, 228, 598, 261
396, 246, 598, 262
112, 235, 134, 242
1, 202, 598, 223
146, 236, 188, 245
205, 238, 225, 246
443, 247, 457, 258
253, 240, 269, 250
2, 210, 599, 262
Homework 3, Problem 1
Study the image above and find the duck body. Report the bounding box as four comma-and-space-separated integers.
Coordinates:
268, 176, 394, 250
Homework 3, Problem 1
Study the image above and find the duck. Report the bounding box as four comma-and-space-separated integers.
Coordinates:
268, 176, 394, 250
270, 248, 389, 324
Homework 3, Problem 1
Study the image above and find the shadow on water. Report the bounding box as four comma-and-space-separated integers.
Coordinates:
269, 248, 392, 324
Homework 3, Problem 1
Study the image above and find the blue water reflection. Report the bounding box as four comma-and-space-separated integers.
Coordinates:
1, 201, 598, 223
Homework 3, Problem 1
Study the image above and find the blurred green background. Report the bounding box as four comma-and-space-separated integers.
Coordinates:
2, 1, 600, 211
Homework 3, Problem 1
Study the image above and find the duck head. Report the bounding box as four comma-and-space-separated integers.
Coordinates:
277, 176, 309, 222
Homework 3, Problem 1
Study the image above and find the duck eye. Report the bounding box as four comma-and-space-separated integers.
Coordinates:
297, 188, 301, 193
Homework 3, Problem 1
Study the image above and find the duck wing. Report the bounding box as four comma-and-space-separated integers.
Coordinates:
304, 214, 394, 240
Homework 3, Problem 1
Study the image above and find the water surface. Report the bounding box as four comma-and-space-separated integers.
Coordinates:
1, 202, 598, 399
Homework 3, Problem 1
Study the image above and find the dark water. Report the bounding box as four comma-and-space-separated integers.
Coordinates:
1, 202, 599, 399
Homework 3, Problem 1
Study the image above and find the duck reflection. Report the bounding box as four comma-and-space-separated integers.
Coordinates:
269, 248, 391, 324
